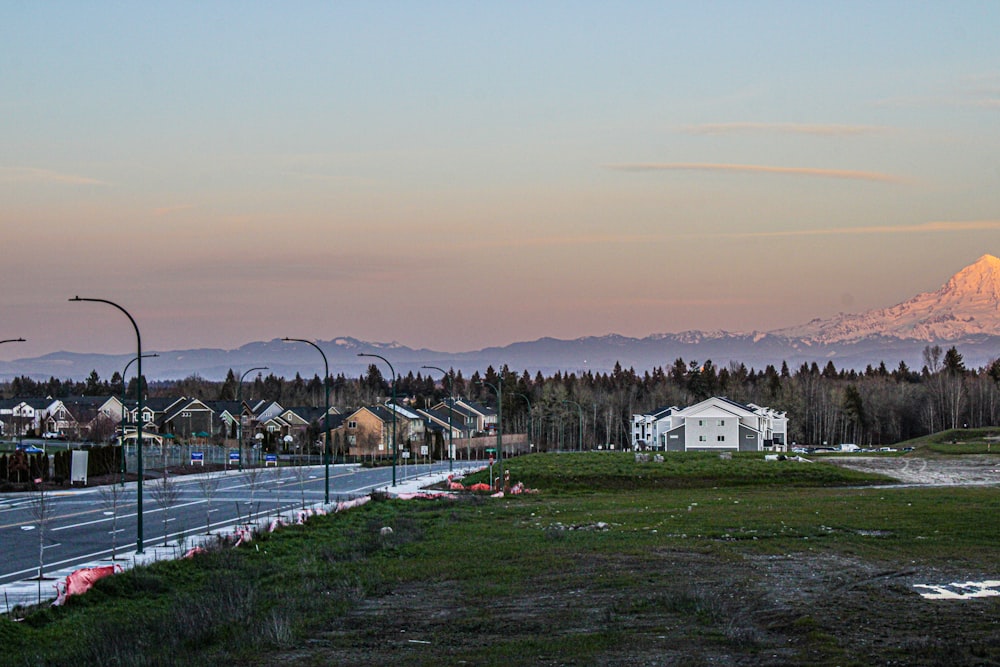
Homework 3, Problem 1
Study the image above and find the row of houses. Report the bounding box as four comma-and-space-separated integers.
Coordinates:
632, 397, 789, 452
0, 395, 502, 460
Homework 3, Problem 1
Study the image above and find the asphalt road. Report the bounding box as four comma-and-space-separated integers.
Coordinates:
0, 460, 470, 588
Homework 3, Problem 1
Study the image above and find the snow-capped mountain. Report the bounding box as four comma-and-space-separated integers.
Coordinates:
2, 256, 999, 381
774, 254, 1000, 343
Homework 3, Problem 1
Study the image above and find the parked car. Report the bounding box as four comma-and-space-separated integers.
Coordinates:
42, 432, 66, 440
16, 443, 45, 454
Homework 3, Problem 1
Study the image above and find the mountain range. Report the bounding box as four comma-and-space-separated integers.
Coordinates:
3, 255, 999, 382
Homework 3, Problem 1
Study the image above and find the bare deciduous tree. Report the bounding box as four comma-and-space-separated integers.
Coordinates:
97, 470, 127, 560
151, 465, 182, 547
196, 470, 222, 535
289, 461, 313, 510
242, 464, 269, 524
29, 478, 54, 602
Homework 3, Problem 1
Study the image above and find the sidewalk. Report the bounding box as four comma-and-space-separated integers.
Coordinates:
1, 464, 483, 613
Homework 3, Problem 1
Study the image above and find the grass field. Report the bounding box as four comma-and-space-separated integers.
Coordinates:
2, 452, 999, 666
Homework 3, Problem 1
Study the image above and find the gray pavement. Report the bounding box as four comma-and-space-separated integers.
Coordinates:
1, 463, 484, 612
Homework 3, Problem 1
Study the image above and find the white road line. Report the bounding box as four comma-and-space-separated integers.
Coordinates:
51, 499, 207, 532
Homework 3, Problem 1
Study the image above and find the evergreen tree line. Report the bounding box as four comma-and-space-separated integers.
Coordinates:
3, 346, 999, 448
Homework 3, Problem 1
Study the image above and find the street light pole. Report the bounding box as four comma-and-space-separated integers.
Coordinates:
480, 378, 503, 488
358, 353, 396, 487
562, 400, 584, 452
282, 339, 330, 504
422, 365, 453, 472
236, 367, 268, 473
0, 340, 25, 442
70, 296, 146, 554
121, 353, 159, 485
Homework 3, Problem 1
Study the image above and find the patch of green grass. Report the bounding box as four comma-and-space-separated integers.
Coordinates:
463, 451, 892, 492
3, 462, 999, 665
894, 427, 1000, 455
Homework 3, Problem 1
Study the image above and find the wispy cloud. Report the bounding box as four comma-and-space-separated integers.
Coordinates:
712, 220, 1000, 239
460, 233, 659, 251
682, 122, 890, 136
605, 162, 903, 183
0, 166, 108, 186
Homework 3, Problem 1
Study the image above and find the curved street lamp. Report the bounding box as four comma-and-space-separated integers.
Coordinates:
562, 399, 584, 452
358, 353, 396, 487
282, 339, 330, 504
120, 353, 159, 485
236, 367, 268, 473
70, 296, 146, 554
479, 377, 503, 488
421, 365, 453, 472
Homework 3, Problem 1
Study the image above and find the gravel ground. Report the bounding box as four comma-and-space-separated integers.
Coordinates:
827, 454, 1000, 486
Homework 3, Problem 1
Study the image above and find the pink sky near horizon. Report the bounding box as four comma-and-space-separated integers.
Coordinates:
2, 3, 999, 361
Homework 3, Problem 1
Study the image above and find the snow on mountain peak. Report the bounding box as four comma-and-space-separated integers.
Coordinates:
774, 254, 1000, 343
942, 254, 1000, 300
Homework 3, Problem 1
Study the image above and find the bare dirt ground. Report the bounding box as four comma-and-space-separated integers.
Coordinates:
827, 454, 1000, 486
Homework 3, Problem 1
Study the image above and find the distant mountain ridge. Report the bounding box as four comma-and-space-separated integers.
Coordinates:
2, 256, 999, 381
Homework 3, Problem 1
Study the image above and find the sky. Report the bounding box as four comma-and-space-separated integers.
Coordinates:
2, 1, 999, 361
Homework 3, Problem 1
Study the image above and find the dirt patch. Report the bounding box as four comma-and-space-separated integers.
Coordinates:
269, 548, 999, 666
827, 455, 1000, 486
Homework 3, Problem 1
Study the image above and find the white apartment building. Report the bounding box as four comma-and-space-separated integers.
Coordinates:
632, 397, 788, 453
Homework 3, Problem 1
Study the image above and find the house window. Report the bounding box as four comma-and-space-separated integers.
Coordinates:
698, 420, 704, 426
718, 420, 725, 426
348, 435, 356, 445
698, 435, 707, 442
669, 434, 679, 439
717, 435, 725, 442
746, 434, 755, 439
348, 420, 357, 429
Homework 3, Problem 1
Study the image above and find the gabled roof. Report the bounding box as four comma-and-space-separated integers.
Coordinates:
61, 395, 117, 408
20, 397, 57, 410
161, 398, 215, 424
456, 400, 497, 417
367, 405, 396, 423
141, 397, 185, 413
204, 400, 242, 416
254, 401, 285, 421
344, 405, 396, 424
418, 407, 467, 432
675, 397, 757, 419
288, 406, 328, 424
386, 402, 422, 420
717, 396, 754, 413
438, 402, 484, 420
